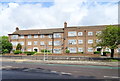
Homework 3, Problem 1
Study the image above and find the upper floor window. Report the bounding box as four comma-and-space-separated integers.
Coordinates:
48, 35, 52, 38
78, 32, 83, 36
48, 41, 52, 45
40, 35, 44, 38
11, 35, 18, 39
20, 35, 24, 39
28, 41, 32, 45
28, 35, 32, 38
34, 41, 37, 45
34, 35, 38, 38
78, 40, 83, 44
68, 39, 76, 45
11, 42, 18, 46
68, 31, 77, 37
88, 39, 93, 44
54, 41, 61, 46
88, 32, 93, 36
54, 33, 61, 38
40, 41, 45, 45
19, 42, 24, 45
96, 39, 101, 43
96, 31, 102, 35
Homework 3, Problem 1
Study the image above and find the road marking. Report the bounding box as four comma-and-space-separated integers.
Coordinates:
61, 72, 72, 75
104, 76, 120, 78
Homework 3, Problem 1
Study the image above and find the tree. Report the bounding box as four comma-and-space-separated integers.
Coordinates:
96, 25, 120, 58
0, 36, 13, 54
16, 43, 22, 50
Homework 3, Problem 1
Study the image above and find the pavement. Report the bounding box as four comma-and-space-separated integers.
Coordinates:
1, 58, 119, 67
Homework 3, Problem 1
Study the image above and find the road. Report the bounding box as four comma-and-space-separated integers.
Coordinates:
1, 61, 120, 79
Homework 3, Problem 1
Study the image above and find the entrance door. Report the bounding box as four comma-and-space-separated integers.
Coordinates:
34, 49, 38, 52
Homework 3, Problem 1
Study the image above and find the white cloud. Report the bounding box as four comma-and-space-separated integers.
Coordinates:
0, 0, 118, 36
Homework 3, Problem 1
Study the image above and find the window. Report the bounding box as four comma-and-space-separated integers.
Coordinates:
49, 41, 52, 45
40, 41, 44, 45
54, 33, 61, 38
78, 32, 83, 36
105, 48, 111, 52
78, 48, 83, 52
96, 39, 101, 43
11, 35, 18, 39
19, 42, 24, 45
20, 35, 24, 39
53, 49, 61, 53
88, 32, 93, 36
68, 47, 76, 53
78, 40, 83, 44
34, 35, 38, 38
34, 41, 37, 45
96, 31, 102, 35
48, 35, 52, 38
88, 40, 93, 44
11, 42, 18, 46
88, 48, 93, 52
68, 31, 77, 36
117, 48, 120, 53
40, 35, 44, 38
54, 41, 61, 46
27, 49, 32, 51
28, 41, 32, 45
68, 39, 76, 45
28, 35, 32, 38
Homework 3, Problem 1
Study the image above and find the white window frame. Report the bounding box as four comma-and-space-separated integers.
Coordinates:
11, 35, 18, 39
48, 35, 52, 38
88, 32, 93, 36
78, 40, 83, 44
96, 31, 102, 35
11, 42, 18, 46
28, 35, 32, 38
68, 39, 76, 45
34, 41, 38, 45
68, 47, 76, 53
54, 33, 61, 38
88, 39, 93, 44
40, 41, 45, 45
40, 35, 44, 38
28, 41, 32, 45
48, 41, 52, 45
27, 49, 32, 51
78, 32, 83, 36
54, 41, 61, 46
88, 48, 93, 52
78, 48, 83, 52
68, 31, 77, 37
19, 42, 24, 45
34, 35, 38, 38
53, 49, 61, 53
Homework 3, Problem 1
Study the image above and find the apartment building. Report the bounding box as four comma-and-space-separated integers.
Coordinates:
8, 22, 119, 54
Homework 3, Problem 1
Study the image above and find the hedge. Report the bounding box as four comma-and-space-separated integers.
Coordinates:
24, 51, 36, 55
41, 49, 50, 53
94, 51, 101, 54
103, 51, 110, 54
14, 50, 22, 54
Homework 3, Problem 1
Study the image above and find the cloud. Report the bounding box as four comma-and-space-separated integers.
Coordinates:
0, 0, 118, 36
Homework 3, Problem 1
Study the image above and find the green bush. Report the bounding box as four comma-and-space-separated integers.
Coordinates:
103, 51, 110, 54
41, 49, 50, 53
14, 50, 22, 54
66, 49, 70, 53
94, 51, 101, 54
24, 51, 36, 55
77, 52, 84, 54
3, 49, 9, 54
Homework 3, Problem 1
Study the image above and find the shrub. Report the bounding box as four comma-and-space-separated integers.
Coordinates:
14, 50, 22, 54
94, 51, 101, 54
77, 52, 84, 54
3, 49, 9, 54
66, 49, 70, 53
41, 49, 50, 53
24, 51, 36, 55
103, 51, 110, 54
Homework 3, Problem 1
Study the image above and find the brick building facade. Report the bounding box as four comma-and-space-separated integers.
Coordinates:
8, 22, 119, 54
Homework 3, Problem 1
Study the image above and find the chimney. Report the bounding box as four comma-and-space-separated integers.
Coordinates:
16, 27, 19, 31
64, 22, 67, 28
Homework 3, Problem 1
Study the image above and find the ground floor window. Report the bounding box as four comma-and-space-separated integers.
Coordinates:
27, 49, 32, 51
68, 47, 76, 53
78, 48, 83, 52
53, 49, 61, 53
88, 48, 93, 52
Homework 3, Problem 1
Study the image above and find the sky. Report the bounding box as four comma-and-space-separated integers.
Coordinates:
0, 0, 119, 36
